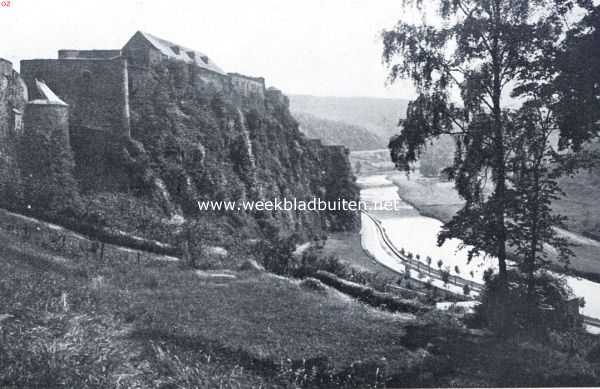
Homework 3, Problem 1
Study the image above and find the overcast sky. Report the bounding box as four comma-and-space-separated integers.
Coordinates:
0, 0, 420, 99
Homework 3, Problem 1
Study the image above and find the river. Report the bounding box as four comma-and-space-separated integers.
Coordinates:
358, 173, 600, 331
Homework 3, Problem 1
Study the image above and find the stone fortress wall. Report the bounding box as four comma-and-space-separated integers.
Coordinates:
0, 58, 27, 139
20, 57, 130, 137
228, 72, 265, 100
20, 31, 270, 145
0, 58, 13, 76
58, 49, 122, 60
12, 32, 285, 192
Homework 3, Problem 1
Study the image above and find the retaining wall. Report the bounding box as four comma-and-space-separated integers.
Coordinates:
20, 57, 130, 137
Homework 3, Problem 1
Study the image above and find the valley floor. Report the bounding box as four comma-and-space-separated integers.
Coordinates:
2, 228, 600, 388
320, 231, 399, 278
388, 172, 600, 278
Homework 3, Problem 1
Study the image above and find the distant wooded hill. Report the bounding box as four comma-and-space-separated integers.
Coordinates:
293, 111, 384, 151
289, 95, 409, 142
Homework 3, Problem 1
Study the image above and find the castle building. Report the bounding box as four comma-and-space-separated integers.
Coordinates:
19, 31, 267, 141
25, 80, 69, 146
122, 31, 224, 74
14, 31, 271, 190
0, 58, 27, 137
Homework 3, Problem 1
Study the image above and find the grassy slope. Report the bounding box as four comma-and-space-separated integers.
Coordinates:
0, 230, 422, 388
555, 170, 600, 238
320, 231, 399, 278
2, 229, 600, 388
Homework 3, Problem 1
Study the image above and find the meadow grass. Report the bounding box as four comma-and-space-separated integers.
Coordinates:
0, 231, 422, 388
2, 229, 600, 388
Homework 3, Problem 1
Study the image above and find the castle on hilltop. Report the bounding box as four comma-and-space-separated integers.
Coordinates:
17, 31, 270, 140
0, 31, 358, 236
0, 31, 289, 191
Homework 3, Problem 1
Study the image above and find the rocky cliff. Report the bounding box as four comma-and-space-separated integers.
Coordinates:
0, 58, 360, 251
125, 60, 359, 237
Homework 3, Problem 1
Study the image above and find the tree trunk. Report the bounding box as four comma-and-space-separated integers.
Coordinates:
527, 159, 542, 330
491, 0, 509, 331
492, 60, 507, 284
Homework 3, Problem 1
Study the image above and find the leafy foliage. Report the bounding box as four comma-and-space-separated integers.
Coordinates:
383, 0, 565, 282
552, 1, 600, 150
418, 135, 455, 177
476, 270, 582, 334
382, 0, 599, 330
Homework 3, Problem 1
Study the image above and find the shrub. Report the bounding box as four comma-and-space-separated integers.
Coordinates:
254, 234, 297, 275
463, 284, 471, 296
299, 277, 327, 293
475, 270, 582, 334
294, 250, 348, 279
313, 271, 428, 314
441, 270, 450, 285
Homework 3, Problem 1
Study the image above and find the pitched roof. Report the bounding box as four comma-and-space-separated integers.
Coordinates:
137, 31, 225, 75
29, 79, 68, 106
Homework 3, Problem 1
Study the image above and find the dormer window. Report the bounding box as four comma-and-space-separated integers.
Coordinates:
187, 51, 196, 60
171, 46, 180, 55
200, 55, 209, 64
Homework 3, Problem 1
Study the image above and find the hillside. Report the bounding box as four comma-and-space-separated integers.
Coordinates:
289, 94, 409, 141
0, 59, 360, 258
293, 111, 384, 151
2, 220, 600, 387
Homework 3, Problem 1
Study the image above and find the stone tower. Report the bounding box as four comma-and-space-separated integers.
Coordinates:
23, 80, 69, 146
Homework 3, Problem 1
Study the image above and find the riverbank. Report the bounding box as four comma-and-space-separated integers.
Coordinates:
388, 172, 600, 278
387, 173, 461, 223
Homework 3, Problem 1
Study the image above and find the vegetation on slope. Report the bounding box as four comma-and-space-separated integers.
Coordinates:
1, 229, 600, 388
293, 111, 384, 151
289, 95, 408, 141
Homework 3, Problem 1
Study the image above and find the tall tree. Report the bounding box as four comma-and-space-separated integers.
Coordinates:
383, 0, 600, 330
382, 0, 564, 293
552, 0, 600, 149
505, 101, 573, 324
506, 0, 600, 326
